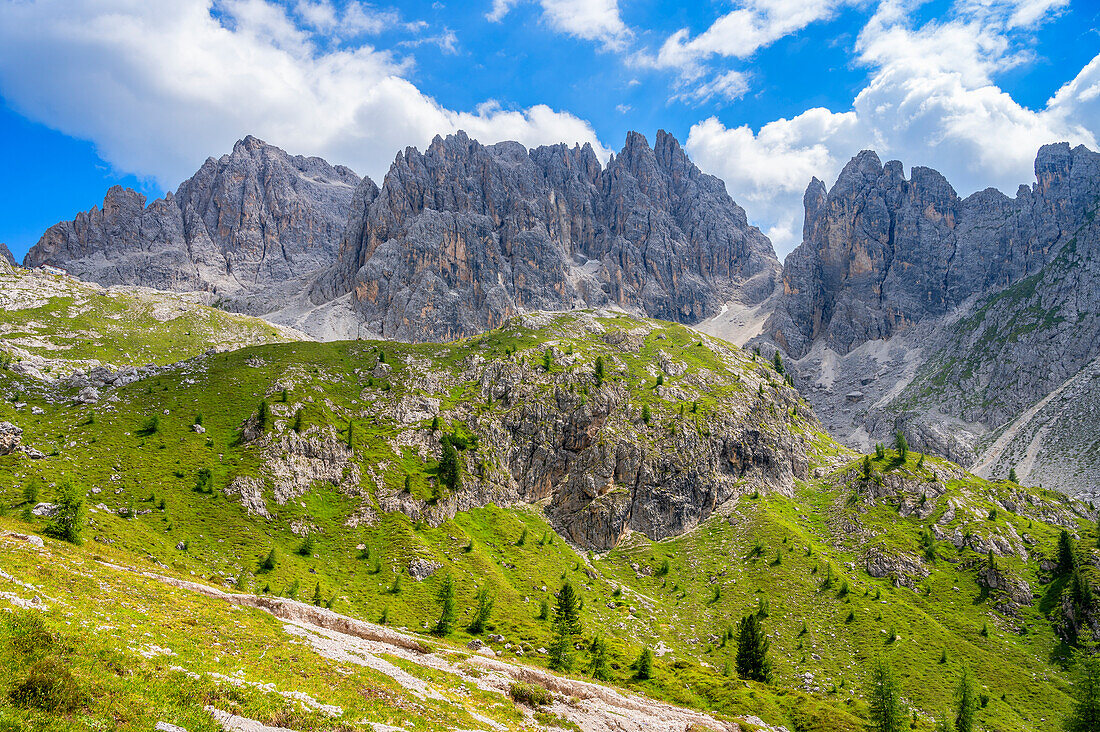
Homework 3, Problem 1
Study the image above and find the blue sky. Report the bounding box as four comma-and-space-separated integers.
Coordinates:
1, 0, 1098, 261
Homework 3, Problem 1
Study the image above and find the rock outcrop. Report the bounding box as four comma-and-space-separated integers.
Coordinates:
0, 243, 15, 267
24, 136, 363, 308
324, 130, 779, 341
0, 421, 21, 455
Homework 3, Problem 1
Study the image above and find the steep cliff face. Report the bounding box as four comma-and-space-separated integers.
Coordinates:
0, 243, 15, 267
752, 143, 1100, 497
765, 144, 1098, 359
24, 136, 363, 303
331, 130, 779, 341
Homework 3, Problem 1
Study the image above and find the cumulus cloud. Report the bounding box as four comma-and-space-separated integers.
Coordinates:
487, 0, 630, 50
0, 0, 609, 188
686, 0, 1099, 257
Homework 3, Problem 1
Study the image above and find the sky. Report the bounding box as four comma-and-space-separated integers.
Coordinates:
1, 0, 1098, 262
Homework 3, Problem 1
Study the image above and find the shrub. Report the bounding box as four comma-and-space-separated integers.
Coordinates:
509, 682, 552, 707
9, 657, 80, 713
3, 610, 54, 657
139, 414, 160, 435
656, 558, 670, 576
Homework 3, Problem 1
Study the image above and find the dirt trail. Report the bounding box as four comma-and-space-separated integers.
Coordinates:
99, 560, 747, 732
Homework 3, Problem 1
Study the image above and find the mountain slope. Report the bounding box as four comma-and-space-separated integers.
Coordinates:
0, 259, 306, 379
23, 136, 363, 309
0, 311, 1095, 732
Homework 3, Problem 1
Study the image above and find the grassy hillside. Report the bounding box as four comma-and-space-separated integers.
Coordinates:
0, 311, 1095, 732
0, 263, 305, 377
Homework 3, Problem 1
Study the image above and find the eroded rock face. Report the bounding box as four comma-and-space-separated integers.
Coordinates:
864, 547, 928, 589
24, 136, 364, 306
327, 130, 779, 341
262, 314, 816, 550
0, 243, 15, 267
976, 564, 1032, 615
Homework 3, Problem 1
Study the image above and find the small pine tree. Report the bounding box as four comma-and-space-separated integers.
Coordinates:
863, 455, 873, 480
280, 388, 288, 403
895, 430, 908, 461
346, 419, 354, 451
537, 598, 550, 621
260, 549, 276, 572
311, 582, 323, 606
866, 657, 907, 732
1066, 650, 1100, 732
635, 646, 654, 680
1058, 530, 1078, 575
875, 443, 886, 460
390, 572, 402, 594
734, 612, 771, 683
641, 404, 651, 425
298, 533, 315, 557
656, 373, 664, 386
517, 527, 528, 546
257, 399, 270, 430
22, 481, 39, 506
657, 558, 670, 576
955, 667, 978, 732
1008, 466, 1018, 483
588, 636, 612, 681
439, 436, 462, 495
594, 356, 605, 387
292, 409, 303, 433
379, 606, 389, 624
433, 573, 456, 636
467, 587, 495, 634
542, 349, 553, 372
42, 480, 84, 544
431, 415, 441, 431
916, 453, 925, 470
772, 350, 784, 375
549, 581, 582, 671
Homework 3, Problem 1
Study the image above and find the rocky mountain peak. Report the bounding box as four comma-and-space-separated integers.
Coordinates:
329, 129, 779, 341
24, 137, 366, 304
0, 242, 15, 267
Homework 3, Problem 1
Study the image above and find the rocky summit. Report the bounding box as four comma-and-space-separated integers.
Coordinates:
324, 130, 779, 341
23, 136, 363, 308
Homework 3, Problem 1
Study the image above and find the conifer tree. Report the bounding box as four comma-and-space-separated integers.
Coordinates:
439, 436, 462, 494
734, 612, 771, 683
895, 430, 908, 461
588, 636, 612, 681
467, 587, 495, 635
542, 349, 553, 371
1008, 467, 1018, 483
866, 657, 907, 732
635, 646, 654, 680
549, 581, 582, 671
955, 667, 977, 732
260, 549, 276, 572
258, 399, 270, 430
863, 455, 873, 480
346, 419, 354, 451
292, 409, 303, 433
594, 356, 605, 387
1066, 650, 1100, 732
42, 480, 84, 544
772, 350, 784, 375
311, 582, 323, 606
433, 573, 455, 636
1058, 530, 1078, 576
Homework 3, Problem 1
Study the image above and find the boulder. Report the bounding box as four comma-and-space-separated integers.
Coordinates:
0, 422, 22, 455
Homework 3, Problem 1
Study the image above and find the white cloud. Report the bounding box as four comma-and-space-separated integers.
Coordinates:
0, 0, 609, 187
642, 0, 851, 78
685, 0, 1099, 257
487, 0, 630, 50
674, 70, 750, 105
